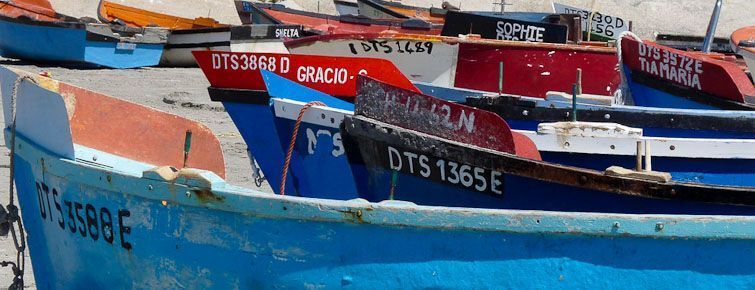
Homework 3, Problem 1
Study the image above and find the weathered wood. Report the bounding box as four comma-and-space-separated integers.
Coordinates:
343, 114, 755, 206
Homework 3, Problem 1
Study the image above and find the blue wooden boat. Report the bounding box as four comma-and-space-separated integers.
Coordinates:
0, 0, 166, 68
4, 66, 755, 289
340, 76, 755, 215
618, 34, 755, 110
262, 73, 755, 199
195, 52, 755, 199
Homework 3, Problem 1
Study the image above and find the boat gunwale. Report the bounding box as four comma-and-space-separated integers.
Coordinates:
283, 31, 616, 53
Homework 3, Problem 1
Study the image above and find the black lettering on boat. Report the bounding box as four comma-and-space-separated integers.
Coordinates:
75, 202, 86, 238
349, 41, 434, 55
53, 188, 64, 230
33, 181, 133, 250
118, 209, 132, 250
100, 207, 114, 244
86, 204, 99, 241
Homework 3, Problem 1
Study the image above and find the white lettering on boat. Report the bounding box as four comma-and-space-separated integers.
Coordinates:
387, 146, 503, 195
275, 28, 300, 38
381, 94, 477, 133
636, 42, 703, 90
496, 21, 545, 42
296, 66, 349, 84
211, 53, 291, 73
306, 128, 345, 157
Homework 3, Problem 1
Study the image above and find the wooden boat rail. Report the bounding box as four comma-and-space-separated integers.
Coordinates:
284, 31, 616, 54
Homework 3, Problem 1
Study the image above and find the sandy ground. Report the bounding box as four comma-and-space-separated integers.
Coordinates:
0, 59, 274, 288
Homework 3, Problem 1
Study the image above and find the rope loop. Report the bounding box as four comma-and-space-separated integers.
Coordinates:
279, 101, 326, 196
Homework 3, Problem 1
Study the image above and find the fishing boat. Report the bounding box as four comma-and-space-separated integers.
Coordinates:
235, 1, 442, 35
618, 34, 755, 110
333, 0, 359, 16
441, 10, 583, 43
254, 72, 755, 198
285, 32, 620, 97
193, 51, 418, 194
0, 0, 166, 68
196, 50, 755, 141
356, 0, 455, 23
341, 76, 755, 214
731, 26, 755, 73
97, 0, 229, 66
4, 67, 755, 288
194, 52, 755, 201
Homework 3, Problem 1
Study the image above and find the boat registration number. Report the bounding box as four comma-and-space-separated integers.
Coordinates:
348, 40, 434, 55
116, 42, 137, 50
382, 145, 504, 196
33, 181, 133, 250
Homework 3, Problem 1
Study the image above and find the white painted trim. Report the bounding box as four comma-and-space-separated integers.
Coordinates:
517, 129, 755, 159
271, 98, 352, 129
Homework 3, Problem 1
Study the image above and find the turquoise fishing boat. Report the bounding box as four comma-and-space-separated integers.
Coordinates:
0, 0, 166, 68
3, 66, 755, 288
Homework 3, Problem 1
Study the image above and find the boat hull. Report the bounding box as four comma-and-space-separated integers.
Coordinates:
6, 65, 755, 288
342, 115, 755, 215
619, 36, 755, 110
13, 133, 755, 289
237, 1, 442, 35
286, 34, 621, 98
0, 17, 164, 68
